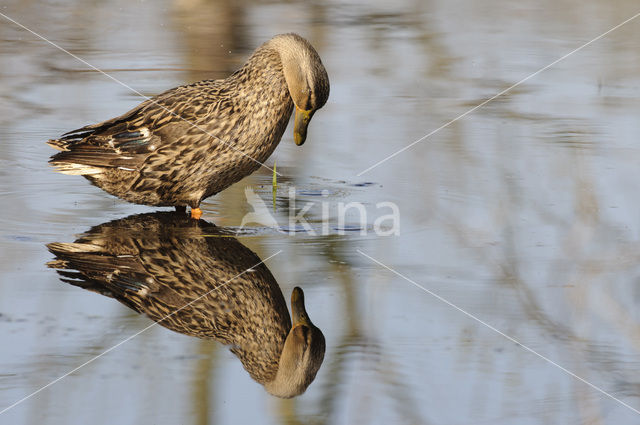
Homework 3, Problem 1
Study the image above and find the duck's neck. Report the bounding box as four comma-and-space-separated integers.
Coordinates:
224, 47, 293, 164
234, 46, 293, 112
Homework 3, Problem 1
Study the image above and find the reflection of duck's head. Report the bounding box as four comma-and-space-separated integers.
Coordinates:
46, 212, 325, 398
266, 287, 325, 398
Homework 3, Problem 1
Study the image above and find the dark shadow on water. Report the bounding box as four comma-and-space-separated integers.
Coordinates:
45, 211, 325, 398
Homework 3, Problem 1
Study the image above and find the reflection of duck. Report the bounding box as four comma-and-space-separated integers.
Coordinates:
47, 33, 330, 219
46, 212, 325, 398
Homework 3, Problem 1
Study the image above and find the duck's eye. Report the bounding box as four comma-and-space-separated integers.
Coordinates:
295, 325, 308, 338
294, 326, 310, 350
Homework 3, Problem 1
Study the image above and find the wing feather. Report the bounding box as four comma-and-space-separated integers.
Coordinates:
47, 82, 221, 175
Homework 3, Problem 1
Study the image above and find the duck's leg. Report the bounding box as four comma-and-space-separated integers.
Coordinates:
190, 207, 203, 220
175, 206, 186, 214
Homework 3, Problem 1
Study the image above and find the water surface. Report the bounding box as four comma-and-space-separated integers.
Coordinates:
2, 0, 640, 424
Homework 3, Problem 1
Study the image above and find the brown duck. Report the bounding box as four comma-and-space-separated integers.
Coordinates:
47, 34, 330, 219
46, 212, 325, 397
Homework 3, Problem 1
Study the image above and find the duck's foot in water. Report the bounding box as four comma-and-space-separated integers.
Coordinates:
190, 207, 202, 220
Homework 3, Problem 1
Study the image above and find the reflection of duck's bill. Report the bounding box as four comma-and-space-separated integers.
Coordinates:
291, 286, 312, 328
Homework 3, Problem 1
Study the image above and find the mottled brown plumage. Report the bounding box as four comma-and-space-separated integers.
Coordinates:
46, 212, 325, 397
47, 34, 329, 215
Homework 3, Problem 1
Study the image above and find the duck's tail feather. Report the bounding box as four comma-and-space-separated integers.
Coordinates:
46, 139, 70, 151
48, 161, 104, 176
46, 241, 146, 312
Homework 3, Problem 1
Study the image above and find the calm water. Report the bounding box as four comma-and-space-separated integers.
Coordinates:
2, 0, 640, 424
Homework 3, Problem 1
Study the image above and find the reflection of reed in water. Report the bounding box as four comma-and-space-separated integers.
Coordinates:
46, 212, 325, 398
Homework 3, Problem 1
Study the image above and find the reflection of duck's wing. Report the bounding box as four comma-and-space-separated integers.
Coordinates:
47, 212, 292, 384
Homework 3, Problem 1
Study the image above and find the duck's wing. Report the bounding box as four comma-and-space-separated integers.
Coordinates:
46, 236, 221, 338
47, 83, 218, 173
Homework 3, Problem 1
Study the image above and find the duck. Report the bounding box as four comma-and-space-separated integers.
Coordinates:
46, 212, 326, 397
47, 34, 330, 219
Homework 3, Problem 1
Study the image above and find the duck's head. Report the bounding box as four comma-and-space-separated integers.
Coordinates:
268, 33, 330, 146
264, 287, 326, 398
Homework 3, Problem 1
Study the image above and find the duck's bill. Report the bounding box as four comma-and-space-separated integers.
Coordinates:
291, 286, 312, 327
293, 107, 314, 146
